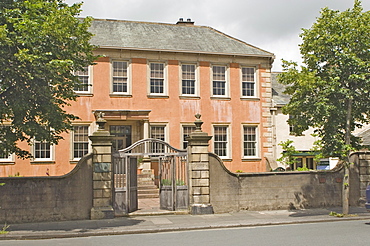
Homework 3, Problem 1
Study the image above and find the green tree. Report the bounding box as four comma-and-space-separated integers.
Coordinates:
277, 139, 299, 170
0, 0, 96, 158
279, 0, 370, 214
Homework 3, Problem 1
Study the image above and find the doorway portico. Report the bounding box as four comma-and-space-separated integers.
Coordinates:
92, 110, 151, 146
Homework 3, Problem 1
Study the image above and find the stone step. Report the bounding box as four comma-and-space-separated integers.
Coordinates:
137, 191, 159, 196
138, 186, 158, 192
138, 193, 159, 199
138, 185, 158, 189
138, 181, 156, 186
137, 174, 154, 179
138, 187, 158, 192
138, 179, 154, 184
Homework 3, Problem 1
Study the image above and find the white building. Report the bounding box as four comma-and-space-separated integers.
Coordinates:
270, 72, 338, 170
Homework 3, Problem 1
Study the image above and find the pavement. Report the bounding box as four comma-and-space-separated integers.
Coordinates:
1, 206, 370, 240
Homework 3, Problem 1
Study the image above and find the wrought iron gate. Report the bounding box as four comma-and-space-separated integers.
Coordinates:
113, 138, 188, 215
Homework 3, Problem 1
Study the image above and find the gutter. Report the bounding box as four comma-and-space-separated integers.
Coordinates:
95, 46, 276, 59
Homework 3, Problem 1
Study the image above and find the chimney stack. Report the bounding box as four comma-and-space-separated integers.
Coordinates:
176, 18, 194, 26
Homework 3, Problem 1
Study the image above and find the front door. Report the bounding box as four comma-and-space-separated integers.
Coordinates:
110, 125, 132, 152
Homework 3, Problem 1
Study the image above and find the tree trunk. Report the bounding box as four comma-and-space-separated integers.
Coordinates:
343, 98, 352, 215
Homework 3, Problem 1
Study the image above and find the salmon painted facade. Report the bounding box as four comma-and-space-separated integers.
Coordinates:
0, 19, 274, 176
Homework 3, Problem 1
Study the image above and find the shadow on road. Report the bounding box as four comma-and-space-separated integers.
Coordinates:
8, 217, 145, 232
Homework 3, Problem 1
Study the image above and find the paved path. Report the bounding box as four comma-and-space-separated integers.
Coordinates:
1, 207, 370, 240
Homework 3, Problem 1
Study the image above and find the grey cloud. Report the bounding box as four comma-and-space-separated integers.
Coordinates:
65, 0, 370, 70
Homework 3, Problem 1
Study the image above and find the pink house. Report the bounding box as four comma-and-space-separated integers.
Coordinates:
0, 18, 274, 176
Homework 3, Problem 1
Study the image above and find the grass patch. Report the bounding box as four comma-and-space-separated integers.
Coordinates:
0, 224, 9, 235
329, 211, 358, 217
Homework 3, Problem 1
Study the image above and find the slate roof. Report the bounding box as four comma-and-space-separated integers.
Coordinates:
271, 72, 290, 106
356, 128, 370, 146
89, 19, 274, 58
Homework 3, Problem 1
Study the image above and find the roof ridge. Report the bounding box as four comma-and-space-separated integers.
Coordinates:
92, 18, 204, 28
204, 26, 275, 57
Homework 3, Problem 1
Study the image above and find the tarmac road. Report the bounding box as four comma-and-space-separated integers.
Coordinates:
1, 207, 370, 242
1, 220, 370, 246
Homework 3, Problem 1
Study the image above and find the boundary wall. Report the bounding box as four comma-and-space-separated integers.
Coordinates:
0, 154, 93, 224
209, 153, 347, 213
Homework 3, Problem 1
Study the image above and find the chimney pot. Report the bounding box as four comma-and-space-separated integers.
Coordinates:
176, 18, 194, 25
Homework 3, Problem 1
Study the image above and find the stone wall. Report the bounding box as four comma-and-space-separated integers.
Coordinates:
350, 152, 370, 205
0, 154, 93, 224
209, 153, 346, 213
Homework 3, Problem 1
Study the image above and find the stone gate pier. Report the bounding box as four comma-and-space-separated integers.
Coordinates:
187, 114, 213, 214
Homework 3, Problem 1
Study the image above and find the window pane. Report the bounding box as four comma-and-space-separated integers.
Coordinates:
150, 126, 165, 153
213, 66, 226, 96
0, 126, 12, 160
73, 126, 89, 158
244, 126, 257, 157
213, 81, 226, 95
213, 66, 226, 81
150, 63, 165, 94
183, 126, 196, 149
214, 126, 228, 157
151, 126, 165, 141
113, 61, 128, 93
182, 80, 195, 94
74, 66, 89, 92
150, 63, 164, 78
242, 67, 255, 97
182, 64, 196, 95
34, 142, 51, 159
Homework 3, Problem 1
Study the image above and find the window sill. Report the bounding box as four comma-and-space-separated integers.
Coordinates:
0, 161, 15, 165
69, 160, 79, 164
31, 161, 55, 165
211, 96, 231, 101
109, 94, 132, 98
219, 158, 232, 162
240, 97, 260, 101
147, 95, 169, 99
75, 93, 93, 97
179, 96, 200, 100
242, 158, 261, 162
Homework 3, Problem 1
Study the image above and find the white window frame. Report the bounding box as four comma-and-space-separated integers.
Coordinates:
148, 62, 167, 96
71, 125, 91, 161
150, 123, 169, 153
74, 65, 93, 94
213, 125, 230, 159
111, 60, 131, 95
180, 63, 199, 97
0, 153, 14, 163
242, 125, 259, 159
181, 124, 196, 149
32, 140, 54, 162
241, 66, 257, 98
150, 123, 168, 142
0, 126, 14, 163
211, 65, 229, 98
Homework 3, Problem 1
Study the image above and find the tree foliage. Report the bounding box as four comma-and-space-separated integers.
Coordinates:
0, 0, 96, 158
279, 0, 370, 159
277, 139, 299, 169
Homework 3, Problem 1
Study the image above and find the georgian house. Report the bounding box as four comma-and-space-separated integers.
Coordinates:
0, 18, 274, 176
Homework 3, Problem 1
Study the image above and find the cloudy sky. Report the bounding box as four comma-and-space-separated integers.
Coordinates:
64, 0, 370, 71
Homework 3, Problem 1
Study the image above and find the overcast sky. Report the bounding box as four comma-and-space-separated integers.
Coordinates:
64, 0, 370, 71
